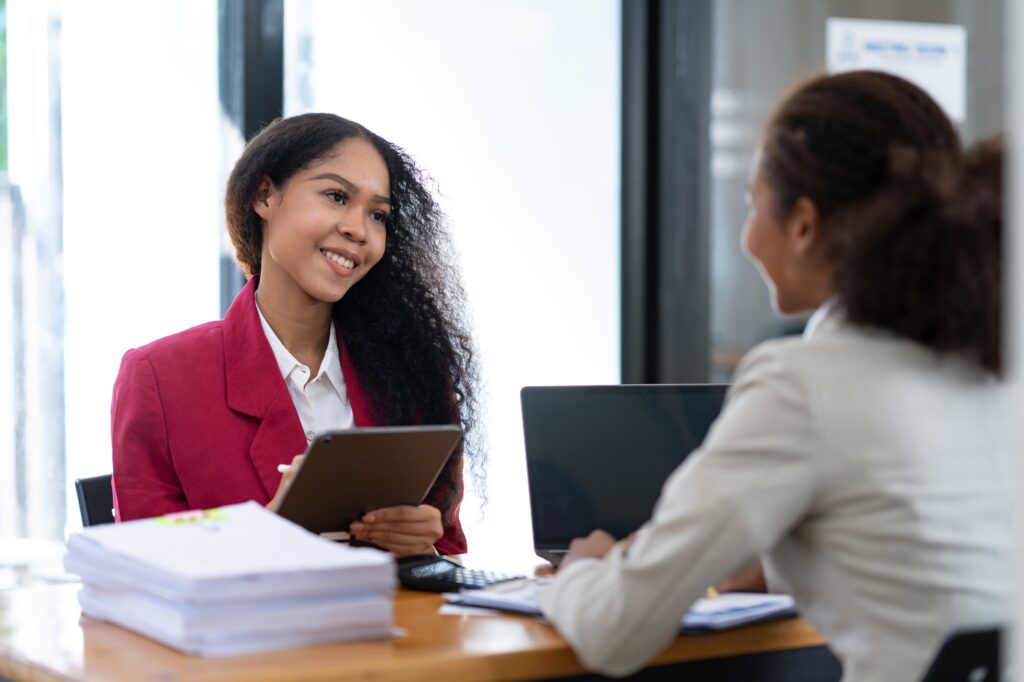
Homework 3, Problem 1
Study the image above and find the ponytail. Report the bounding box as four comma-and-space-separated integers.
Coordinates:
838, 139, 1003, 375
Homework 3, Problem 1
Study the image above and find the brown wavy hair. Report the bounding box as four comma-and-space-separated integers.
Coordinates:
839, 139, 1003, 374
761, 71, 1002, 374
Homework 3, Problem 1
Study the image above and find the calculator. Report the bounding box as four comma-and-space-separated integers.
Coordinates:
397, 555, 525, 592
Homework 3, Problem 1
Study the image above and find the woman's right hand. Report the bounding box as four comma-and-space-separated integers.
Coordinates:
266, 454, 304, 511
559, 529, 619, 571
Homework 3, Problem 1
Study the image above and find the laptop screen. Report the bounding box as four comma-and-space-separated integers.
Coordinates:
520, 384, 727, 547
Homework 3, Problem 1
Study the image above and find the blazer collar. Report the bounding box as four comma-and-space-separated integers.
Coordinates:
221, 276, 301, 497
339, 334, 377, 427
803, 298, 844, 340
224, 274, 381, 421
223, 275, 284, 419
222, 274, 379, 426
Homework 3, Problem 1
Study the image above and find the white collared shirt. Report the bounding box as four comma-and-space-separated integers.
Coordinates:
256, 306, 354, 442
802, 298, 835, 339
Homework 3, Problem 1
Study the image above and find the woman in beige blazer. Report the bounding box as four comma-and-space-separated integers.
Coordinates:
539, 71, 1008, 682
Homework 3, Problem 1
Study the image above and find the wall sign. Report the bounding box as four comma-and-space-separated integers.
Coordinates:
826, 17, 967, 122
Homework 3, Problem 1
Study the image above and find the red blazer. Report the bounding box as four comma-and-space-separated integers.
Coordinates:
111, 276, 467, 555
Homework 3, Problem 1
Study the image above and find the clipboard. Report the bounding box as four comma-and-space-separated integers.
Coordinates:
272, 425, 462, 535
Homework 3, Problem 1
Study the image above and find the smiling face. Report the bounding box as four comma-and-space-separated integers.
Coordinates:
253, 136, 390, 306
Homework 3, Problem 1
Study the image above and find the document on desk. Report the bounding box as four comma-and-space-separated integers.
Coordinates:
65, 501, 394, 603
64, 501, 398, 656
445, 578, 797, 632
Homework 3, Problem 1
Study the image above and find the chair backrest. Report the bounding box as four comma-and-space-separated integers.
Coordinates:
75, 474, 115, 527
919, 627, 1002, 682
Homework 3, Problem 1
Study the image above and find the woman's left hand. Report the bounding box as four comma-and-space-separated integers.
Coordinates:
349, 504, 443, 556
560, 529, 619, 570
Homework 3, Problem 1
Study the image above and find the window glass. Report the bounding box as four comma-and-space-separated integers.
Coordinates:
4, 0, 223, 537
709, 0, 1004, 381
285, 0, 622, 565
61, 0, 223, 530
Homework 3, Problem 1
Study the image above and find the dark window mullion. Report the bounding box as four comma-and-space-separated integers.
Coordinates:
217, 0, 283, 315
621, 0, 712, 383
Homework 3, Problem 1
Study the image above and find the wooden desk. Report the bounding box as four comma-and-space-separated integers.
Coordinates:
0, 583, 835, 682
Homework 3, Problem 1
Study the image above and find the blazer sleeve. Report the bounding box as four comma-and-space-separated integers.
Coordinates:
424, 442, 468, 555
538, 341, 821, 677
111, 348, 189, 521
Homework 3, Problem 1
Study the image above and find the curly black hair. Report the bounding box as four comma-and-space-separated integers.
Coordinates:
225, 113, 484, 523
761, 71, 1002, 375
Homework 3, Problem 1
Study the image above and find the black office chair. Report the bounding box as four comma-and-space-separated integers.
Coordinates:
919, 627, 1002, 682
74, 474, 115, 527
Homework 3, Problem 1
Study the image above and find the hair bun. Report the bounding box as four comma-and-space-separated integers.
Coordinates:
839, 137, 1003, 374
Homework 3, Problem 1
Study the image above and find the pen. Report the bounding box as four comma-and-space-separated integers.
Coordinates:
277, 464, 290, 473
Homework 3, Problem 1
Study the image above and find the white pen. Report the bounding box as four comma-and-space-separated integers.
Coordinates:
277, 464, 290, 473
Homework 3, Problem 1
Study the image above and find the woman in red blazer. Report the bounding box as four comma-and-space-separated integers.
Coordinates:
111, 114, 479, 556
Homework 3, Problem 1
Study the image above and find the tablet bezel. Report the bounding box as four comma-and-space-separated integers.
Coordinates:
272, 425, 463, 535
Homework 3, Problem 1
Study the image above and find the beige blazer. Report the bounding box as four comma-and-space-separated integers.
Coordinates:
540, 308, 1011, 681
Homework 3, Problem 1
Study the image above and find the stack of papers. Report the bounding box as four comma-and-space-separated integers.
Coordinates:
446, 578, 796, 632
682, 591, 796, 631
64, 501, 396, 656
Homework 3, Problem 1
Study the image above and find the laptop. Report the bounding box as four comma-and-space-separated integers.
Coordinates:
520, 384, 728, 565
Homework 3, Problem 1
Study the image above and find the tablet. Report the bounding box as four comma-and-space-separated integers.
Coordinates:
272, 425, 463, 534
